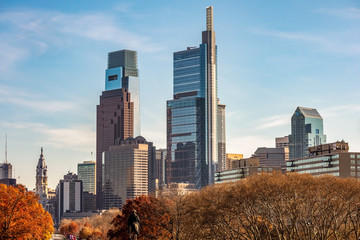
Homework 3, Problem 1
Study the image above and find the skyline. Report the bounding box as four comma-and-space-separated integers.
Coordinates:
0, 0, 359, 189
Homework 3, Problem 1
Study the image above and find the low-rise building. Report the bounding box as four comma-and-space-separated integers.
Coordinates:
286, 141, 360, 178
215, 166, 282, 183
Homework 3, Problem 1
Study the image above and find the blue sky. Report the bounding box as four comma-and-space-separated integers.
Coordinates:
0, 0, 359, 189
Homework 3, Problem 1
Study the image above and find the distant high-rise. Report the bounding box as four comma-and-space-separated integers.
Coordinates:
96, 86, 134, 209
289, 107, 327, 159
155, 149, 166, 186
56, 172, 82, 224
217, 101, 226, 171
35, 148, 48, 206
103, 136, 150, 209
166, 6, 224, 188
0, 163, 12, 179
1, 134, 12, 179
77, 161, 96, 195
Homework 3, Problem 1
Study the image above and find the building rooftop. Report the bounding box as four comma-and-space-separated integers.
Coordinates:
297, 107, 322, 119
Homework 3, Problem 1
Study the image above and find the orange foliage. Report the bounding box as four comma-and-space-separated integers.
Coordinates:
108, 195, 171, 239
0, 184, 54, 240
60, 220, 79, 237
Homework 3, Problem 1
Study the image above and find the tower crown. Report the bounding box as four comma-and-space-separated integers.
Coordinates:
37, 147, 47, 171
206, 6, 213, 31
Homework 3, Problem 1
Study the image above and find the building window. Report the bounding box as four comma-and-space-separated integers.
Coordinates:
108, 75, 118, 81
316, 129, 319, 134
351, 154, 356, 159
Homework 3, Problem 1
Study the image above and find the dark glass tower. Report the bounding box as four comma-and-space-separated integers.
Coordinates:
289, 107, 327, 159
166, 6, 225, 188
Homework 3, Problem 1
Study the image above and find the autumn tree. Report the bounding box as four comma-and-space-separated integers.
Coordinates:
59, 220, 79, 237
0, 184, 54, 240
60, 208, 120, 239
108, 195, 171, 239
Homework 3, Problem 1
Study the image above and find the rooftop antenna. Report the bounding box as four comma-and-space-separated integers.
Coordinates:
5, 133, 7, 164
91, 151, 93, 161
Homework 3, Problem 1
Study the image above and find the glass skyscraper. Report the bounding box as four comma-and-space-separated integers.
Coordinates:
289, 107, 327, 159
166, 6, 225, 189
77, 161, 96, 195
105, 50, 140, 137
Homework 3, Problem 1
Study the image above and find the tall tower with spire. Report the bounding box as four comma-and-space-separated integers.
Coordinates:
166, 6, 225, 188
36, 147, 48, 203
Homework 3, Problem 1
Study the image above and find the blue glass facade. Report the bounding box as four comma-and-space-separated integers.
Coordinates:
167, 6, 222, 189
167, 46, 210, 189
173, 46, 206, 98
167, 97, 207, 188
105, 67, 122, 91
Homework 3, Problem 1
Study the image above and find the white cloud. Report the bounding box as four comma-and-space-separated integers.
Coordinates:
0, 85, 76, 112
321, 104, 360, 118
0, 9, 164, 73
2, 121, 95, 151
317, 7, 360, 20
257, 114, 291, 130
0, 40, 29, 74
252, 29, 360, 55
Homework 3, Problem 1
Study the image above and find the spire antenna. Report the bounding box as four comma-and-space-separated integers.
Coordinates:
206, 6, 213, 31
5, 134, 7, 164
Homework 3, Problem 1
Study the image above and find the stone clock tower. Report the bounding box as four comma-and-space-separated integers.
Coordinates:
36, 147, 48, 205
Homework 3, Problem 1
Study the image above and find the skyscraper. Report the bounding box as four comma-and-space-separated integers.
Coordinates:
96, 50, 140, 209
35, 148, 48, 206
289, 107, 327, 159
96, 85, 134, 209
106, 50, 140, 137
166, 6, 224, 188
1, 134, 12, 180
77, 161, 96, 194
217, 101, 226, 171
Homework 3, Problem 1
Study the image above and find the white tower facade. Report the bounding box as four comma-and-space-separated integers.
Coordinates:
36, 147, 48, 205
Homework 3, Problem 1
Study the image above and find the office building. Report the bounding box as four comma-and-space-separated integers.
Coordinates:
289, 107, 326, 159
226, 153, 244, 170
276, 136, 289, 161
56, 172, 83, 224
106, 50, 140, 137
217, 101, 226, 171
96, 87, 134, 209
252, 147, 286, 167
0, 178, 16, 186
215, 161, 282, 184
0, 163, 12, 179
35, 148, 48, 207
166, 6, 224, 188
154, 149, 166, 186
82, 191, 96, 212
286, 141, 360, 178
1, 135, 12, 179
77, 161, 96, 194
103, 136, 150, 209
276, 136, 289, 148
